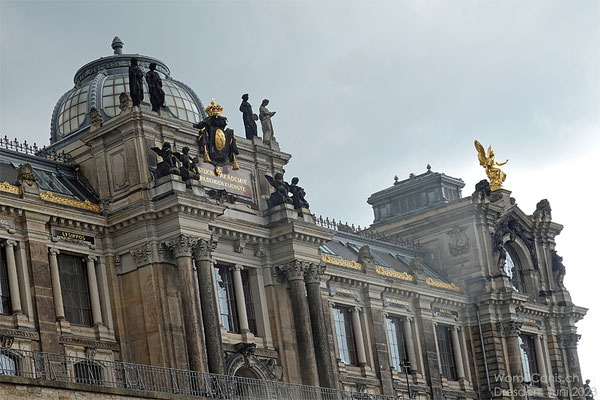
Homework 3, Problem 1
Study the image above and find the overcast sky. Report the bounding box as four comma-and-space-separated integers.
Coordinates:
1, 0, 599, 384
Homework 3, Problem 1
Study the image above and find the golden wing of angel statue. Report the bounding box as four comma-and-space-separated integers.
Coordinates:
474, 140, 508, 191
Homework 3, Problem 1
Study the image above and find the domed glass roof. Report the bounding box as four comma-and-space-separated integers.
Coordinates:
50, 37, 207, 145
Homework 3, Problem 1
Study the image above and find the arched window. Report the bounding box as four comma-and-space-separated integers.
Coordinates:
504, 245, 526, 293
74, 360, 103, 385
0, 353, 19, 376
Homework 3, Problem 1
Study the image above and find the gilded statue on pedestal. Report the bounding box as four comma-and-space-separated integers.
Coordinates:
474, 140, 508, 191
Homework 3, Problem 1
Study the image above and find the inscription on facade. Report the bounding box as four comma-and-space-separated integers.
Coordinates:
197, 162, 253, 198
433, 306, 459, 318
383, 297, 410, 310
52, 229, 95, 246
329, 285, 361, 300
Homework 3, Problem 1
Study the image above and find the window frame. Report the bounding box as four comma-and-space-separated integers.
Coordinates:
332, 305, 357, 365
519, 333, 540, 386
435, 324, 457, 380
0, 247, 11, 315
385, 315, 409, 372
58, 253, 93, 326
215, 264, 239, 333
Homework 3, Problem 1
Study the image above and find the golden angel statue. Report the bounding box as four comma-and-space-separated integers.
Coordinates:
474, 140, 508, 191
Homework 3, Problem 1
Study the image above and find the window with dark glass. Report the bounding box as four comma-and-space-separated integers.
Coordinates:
58, 254, 92, 326
435, 324, 457, 380
519, 334, 539, 385
0, 249, 11, 315
504, 246, 526, 293
332, 306, 357, 365
241, 269, 257, 334
216, 265, 238, 333
386, 316, 408, 371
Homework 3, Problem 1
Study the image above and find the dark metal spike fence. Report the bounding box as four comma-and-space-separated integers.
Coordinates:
0, 135, 75, 164
0, 347, 403, 400
316, 215, 421, 251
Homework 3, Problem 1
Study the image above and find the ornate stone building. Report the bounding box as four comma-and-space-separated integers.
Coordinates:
0, 38, 587, 400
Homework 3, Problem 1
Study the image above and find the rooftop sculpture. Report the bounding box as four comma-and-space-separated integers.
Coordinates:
474, 140, 508, 191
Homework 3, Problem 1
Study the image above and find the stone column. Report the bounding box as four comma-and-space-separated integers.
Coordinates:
48, 248, 65, 320
166, 235, 207, 372
193, 237, 224, 374
499, 321, 524, 396
3, 240, 22, 314
15, 242, 34, 317
560, 333, 584, 400
232, 264, 250, 333
432, 322, 443, 375
451, 326, 466, 380
534, 334, 548, 388
85, 256, 103, 326
278, 260, 319, 386
304, 263, 336, 388
403, 317, 418, 373
351, 306, 367, 366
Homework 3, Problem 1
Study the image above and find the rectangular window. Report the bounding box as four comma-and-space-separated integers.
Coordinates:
332, 306, 357, 365
386, 316, 408, 371
241, 269, 257, 335
59, 254, 92, 326
215, 265, 238, 333
435, 324, 457, 380
519, 334, 539, 385
0, 248, 11, 315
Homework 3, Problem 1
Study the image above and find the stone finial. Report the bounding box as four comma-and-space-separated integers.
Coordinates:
534, 198, 552, 221
111, 36, 123, 54
119, 92, 132, 114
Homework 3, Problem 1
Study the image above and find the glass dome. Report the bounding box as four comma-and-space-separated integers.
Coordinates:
50, 37, 206, 145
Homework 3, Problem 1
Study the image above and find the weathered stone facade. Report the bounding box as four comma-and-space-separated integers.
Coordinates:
0, 40, 587, 400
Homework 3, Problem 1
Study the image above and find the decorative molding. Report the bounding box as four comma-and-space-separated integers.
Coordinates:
321, 254, 362, 271
130, 244, 152, 266
558, 333, 581, 349
329, 285, 361, 301
425, 277, 460, 292
164, 234, 197, 259
277, 260, 310, 281
497, 321, 522, 337
447, 226, 470, 257
233, 239, 245, 254
40, 191, 101, 212
193, 236, 218, 261
375, 266, 414, 281
223, 343, 278, 359
0, 182, 20, 195
59, 335, 119, 351
382, 296, 410, 310
0, 328, 39, 341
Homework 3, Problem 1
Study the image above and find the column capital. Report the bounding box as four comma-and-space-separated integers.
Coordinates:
165, 234, 198, 259
49, 248, 60, 256
304, 263, 325, 284
497, 321, 522, 337
233, 264, 244, 271
3, 239, 17, 247
278, 260, 309, 281
405, 316, 414, 323
86, 255, 98, 263
453, 325, 461, 333
192, 236, 218, 261
558, 333, 581, 349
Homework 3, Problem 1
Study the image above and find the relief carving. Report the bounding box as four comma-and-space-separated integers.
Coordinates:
447, 226, 470, 257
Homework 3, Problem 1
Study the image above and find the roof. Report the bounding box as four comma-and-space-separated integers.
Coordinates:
0, 146, 98, 204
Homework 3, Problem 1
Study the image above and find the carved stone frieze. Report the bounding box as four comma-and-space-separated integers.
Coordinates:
447, 226, 470, 257
224, 342, 279, 380
59, 335, 119, 351
130, 243, 153, 265
497, 321, 522, 337
0, 328, 39, 341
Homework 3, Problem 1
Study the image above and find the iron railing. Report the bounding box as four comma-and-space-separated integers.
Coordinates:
315, 216, 421, 251
0, 347, 401, 400
0, 135, 75, 164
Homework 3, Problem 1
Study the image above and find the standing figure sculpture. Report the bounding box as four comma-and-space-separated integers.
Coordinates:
175, 146, 200, 181
265, 173, 292, 208
289, 177, 310, 209
259, 99, 276, 144
474, 140, 508, 191
146, 63, 165, 112
128, 57, 144, 107
239, 94, 258, 140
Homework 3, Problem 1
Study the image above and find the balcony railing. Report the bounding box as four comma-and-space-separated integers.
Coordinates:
0, 347, 402, 400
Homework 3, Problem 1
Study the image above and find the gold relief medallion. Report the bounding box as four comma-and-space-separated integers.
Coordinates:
215, 128, 226, 151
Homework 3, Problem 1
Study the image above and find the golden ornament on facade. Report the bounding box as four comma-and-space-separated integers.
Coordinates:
40, 191, 101, 212
205, 98, 224, 117
215, 128, 226, 151
474, 140, 508, 191
321, 255, 363, 271
375, 265, 414, 281
0, 182, 21, 195
425, 277, 460, 292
